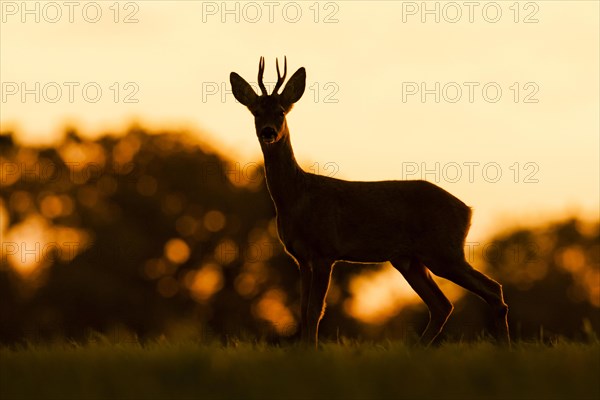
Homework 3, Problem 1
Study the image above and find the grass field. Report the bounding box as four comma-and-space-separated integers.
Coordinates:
1, 339, 598, 400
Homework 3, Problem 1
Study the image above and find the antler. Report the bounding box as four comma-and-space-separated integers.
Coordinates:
257, 56, 268, 96
272, 56, 287, 95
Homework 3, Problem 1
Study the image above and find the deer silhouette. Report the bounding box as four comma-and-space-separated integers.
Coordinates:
230, 57, 510, 347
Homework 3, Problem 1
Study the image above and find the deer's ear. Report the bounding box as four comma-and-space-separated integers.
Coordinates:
280, 67, 306, 108
230, 72, 257, 107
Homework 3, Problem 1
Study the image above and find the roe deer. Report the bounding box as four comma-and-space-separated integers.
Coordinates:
230, 57, 510, 347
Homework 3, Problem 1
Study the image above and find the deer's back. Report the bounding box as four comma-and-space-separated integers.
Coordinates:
277, 175, 472, 263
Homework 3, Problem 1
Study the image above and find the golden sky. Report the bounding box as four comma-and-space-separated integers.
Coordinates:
1, 0, 599, 240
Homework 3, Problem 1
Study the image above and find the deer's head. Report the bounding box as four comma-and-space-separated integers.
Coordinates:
230, 57, 306, 145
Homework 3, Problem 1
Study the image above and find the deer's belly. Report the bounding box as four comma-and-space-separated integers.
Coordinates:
335, 238, 412, 263
277, 215, 410, 263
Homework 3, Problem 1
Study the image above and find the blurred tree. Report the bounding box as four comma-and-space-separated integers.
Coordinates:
358, 219, 600, 343
0, 128, 298, 342
0, 129, 598, 343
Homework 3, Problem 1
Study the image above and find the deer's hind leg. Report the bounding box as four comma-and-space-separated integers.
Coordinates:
427, 257, 510, 345
391, 258, 454, 346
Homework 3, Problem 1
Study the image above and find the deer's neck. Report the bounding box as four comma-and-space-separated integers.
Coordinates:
261, 127, 305, 211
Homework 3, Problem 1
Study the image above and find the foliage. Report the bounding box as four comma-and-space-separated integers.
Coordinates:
0, 128, 598, 344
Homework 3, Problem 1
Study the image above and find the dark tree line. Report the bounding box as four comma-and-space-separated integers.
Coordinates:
0, 129, 597, 343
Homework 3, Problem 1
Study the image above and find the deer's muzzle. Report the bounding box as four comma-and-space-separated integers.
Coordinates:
259, 127, 278, 144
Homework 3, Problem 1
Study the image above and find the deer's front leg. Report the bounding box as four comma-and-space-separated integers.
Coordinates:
305, 260, 333, 348
299, 265, 312, 342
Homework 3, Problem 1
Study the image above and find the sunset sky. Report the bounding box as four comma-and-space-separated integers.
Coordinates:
2, 0, 598, 241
